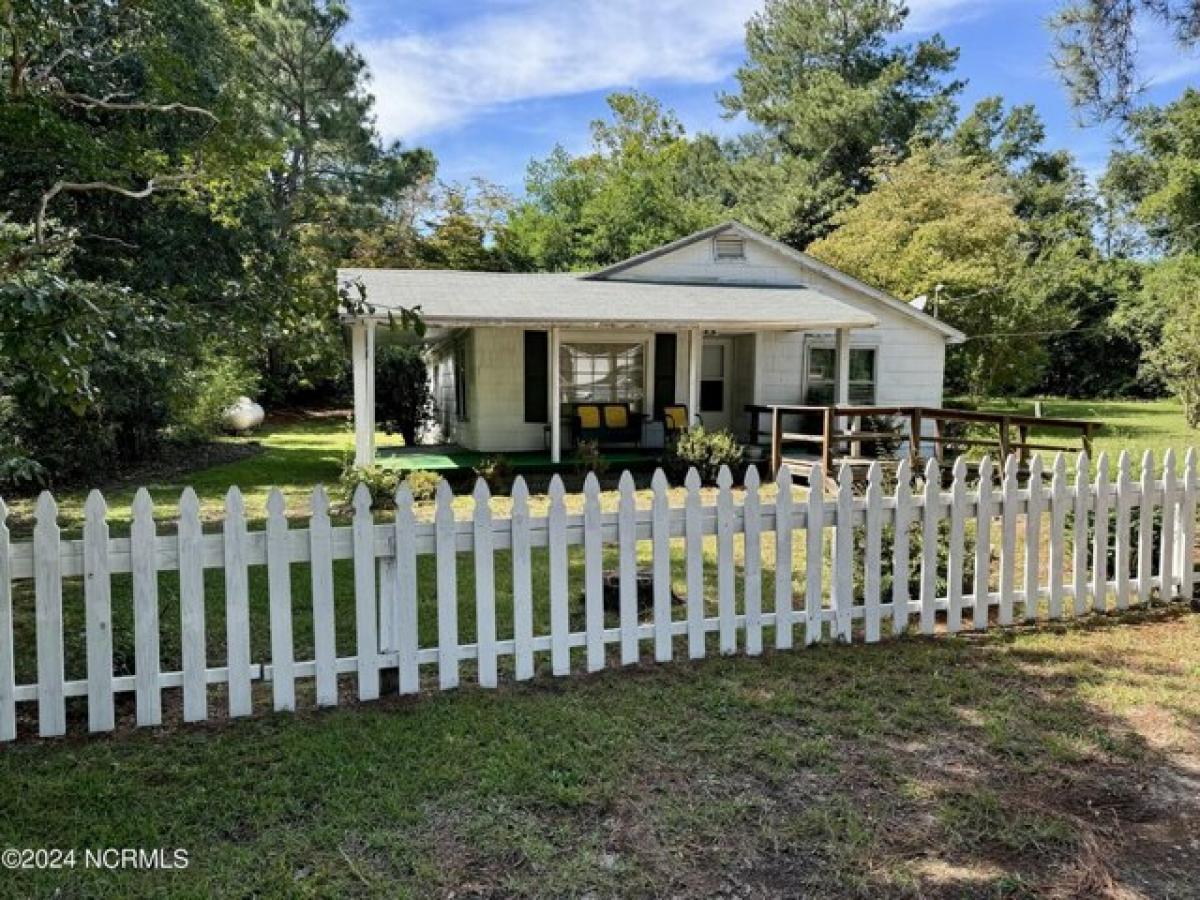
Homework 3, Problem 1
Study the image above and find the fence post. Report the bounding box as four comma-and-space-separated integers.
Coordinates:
224, 487, 252, 717
999, 454, 1019, 625
743, 466, 763, 656
583, 473, 605, 672
548, 475, 570, 676
178, 488, 206, 723
1048, 455, 1067, 620
974, 456, 993, 630
651, 469, 673, 663
1137, 449, 1154, 606
863, 461, 883, 644
617, 471, 639, 666
435, 479, 460, 689
805, 462, 825, 646
909, 409, 923, 468
1071, 452, 1090, 617
947, 456, 968, 634
684, 468, 705, 660
0, 499, 12, 742
266, 488, 295, 712
394, 484, 420, 695
716, 466, 737, 655
1024, 456, 1044, 621
1092, 453, 1110, 614
892, 458, 913, 635
1180, 449, 1197, 602
771, 406, 782, 479
473, 478, 498, 687
833, 464, 854, 643
131, 488, 162, 727
34, 492, 65, 737
310, 486, 338, 706
84, 490, 114, 733
919, 457, 941, 635
775, 466, 795, 650
510, 477, 534, 681
352, 483, 380, 700
822, 406, 835, 472
1159, 449, 1177, 600
1114, 451, 1133, 610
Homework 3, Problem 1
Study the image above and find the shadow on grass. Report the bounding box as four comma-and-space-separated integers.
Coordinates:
0, 607, 1197, 898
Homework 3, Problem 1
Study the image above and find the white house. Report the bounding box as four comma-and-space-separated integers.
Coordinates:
339, 221, 964, 466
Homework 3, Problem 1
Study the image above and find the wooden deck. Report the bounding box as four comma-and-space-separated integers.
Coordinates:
750, 404, 1103, 485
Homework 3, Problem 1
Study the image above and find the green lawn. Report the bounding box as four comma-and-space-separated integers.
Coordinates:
0, 400, 1198, 897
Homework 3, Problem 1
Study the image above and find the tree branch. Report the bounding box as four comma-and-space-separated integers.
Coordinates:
60, 93, 218, 122
36, 173, 194, 245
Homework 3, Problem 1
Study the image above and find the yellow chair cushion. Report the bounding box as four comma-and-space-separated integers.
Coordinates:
664, 407, 686, 430
603, 405, 628, 428
577, 405, 601, 429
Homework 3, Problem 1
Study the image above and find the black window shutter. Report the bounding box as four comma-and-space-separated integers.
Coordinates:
653, 333, 677, 418
524, 331, 549, 423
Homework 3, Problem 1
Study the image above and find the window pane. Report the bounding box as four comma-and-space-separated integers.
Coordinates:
849, 348, 875, 383
805, 383, 835, 405
700, 380, 724, 412
560, 343, 645, 408
702, 345, 724, 379
808, 347, 834, 380
849, 382, 875, 404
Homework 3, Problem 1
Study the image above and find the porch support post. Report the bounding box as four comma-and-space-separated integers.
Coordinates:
688, 326, 702, 426
834, 327, 851, 406
352, 318, 376, 466
549, 325, 562, 463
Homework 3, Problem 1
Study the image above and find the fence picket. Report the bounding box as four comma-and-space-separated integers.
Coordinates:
1024, 456, 1044, 621
920, 458, 941, 636
435, 479, 459, 689
651, 470, 672, 663
1048, 455, 1067, 620
685, 468, 705, 659
1180, 450, 1197, 602
266, 489, 295, 711
804, 463, 823, 646
223, 487, 252, 717
1072, 453, 1091, 616
309, 486, 337, 706
548, 476, 569, 676
34, 492, 65, 737
131, 489, 161, 727
510, 477, 534, 681
583, 473, 605, 672
178, 488, 206, 723
352, 483, 380, 700
617, 471, 639, 666
1137, 450, 1154, 606
892, 459, 913, 636
777, 467, 797, 649
1092, 453, 1110, 613
394, 485, 420, 694
473, 479, 498, 688
833, 465, 854, 643
83, 491, 114, 732
999, 455, 1019, 626
716, 466, 737, 654
0, 500, 12, 741
974, 456, 993, 631
947, 457, 968, 634
1114, 451, 1133, 610
863, 462, 883, 643
1159, 449, 1177, 601
743, 467, 763, 656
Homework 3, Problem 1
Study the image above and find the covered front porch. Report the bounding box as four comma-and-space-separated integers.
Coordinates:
348, 320, 874, 470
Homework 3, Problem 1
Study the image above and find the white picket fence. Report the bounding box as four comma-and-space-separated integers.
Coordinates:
0, 448, 1195, 741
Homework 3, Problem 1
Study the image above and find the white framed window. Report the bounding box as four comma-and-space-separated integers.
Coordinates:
805, 345, 877, 405
559, 341, 646, 409
713, 235, 745, 262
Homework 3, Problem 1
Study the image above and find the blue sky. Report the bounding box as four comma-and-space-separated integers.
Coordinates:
346, 0, 1200, 195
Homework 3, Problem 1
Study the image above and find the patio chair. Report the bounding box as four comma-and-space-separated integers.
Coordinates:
662, 405, 696, 439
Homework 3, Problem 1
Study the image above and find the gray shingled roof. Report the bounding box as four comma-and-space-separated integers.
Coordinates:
338, 269, 878, 331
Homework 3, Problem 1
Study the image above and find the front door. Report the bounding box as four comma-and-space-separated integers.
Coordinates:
700, 338, 733, 431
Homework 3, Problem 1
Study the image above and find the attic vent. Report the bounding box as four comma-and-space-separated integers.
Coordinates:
713, 235, 745, 261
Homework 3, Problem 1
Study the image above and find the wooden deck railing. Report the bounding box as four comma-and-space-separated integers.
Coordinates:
749, 404, 1102, 480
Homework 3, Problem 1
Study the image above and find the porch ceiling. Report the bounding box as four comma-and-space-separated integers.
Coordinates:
338, 269, 878, 332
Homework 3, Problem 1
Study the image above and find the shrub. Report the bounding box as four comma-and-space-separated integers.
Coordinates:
403, 469, 441, 502
168, 351, 260, 443
339, 463, 399, 509
474, 455, 513, 492
667, 426, 744, 485
376, 345, 434, 446
574, 439, 609, 478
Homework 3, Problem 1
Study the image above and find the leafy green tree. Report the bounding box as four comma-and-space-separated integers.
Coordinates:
1050, 0, 1200, 120
808, 145, 1071, 396
721, 0, 961, 245
501, 92, 729, 270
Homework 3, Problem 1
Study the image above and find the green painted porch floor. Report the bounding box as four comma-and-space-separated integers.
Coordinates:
375, 445, 662, 473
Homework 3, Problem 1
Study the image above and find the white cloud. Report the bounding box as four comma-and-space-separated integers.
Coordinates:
903, 0, 998, 32
360, 0, 760, 140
